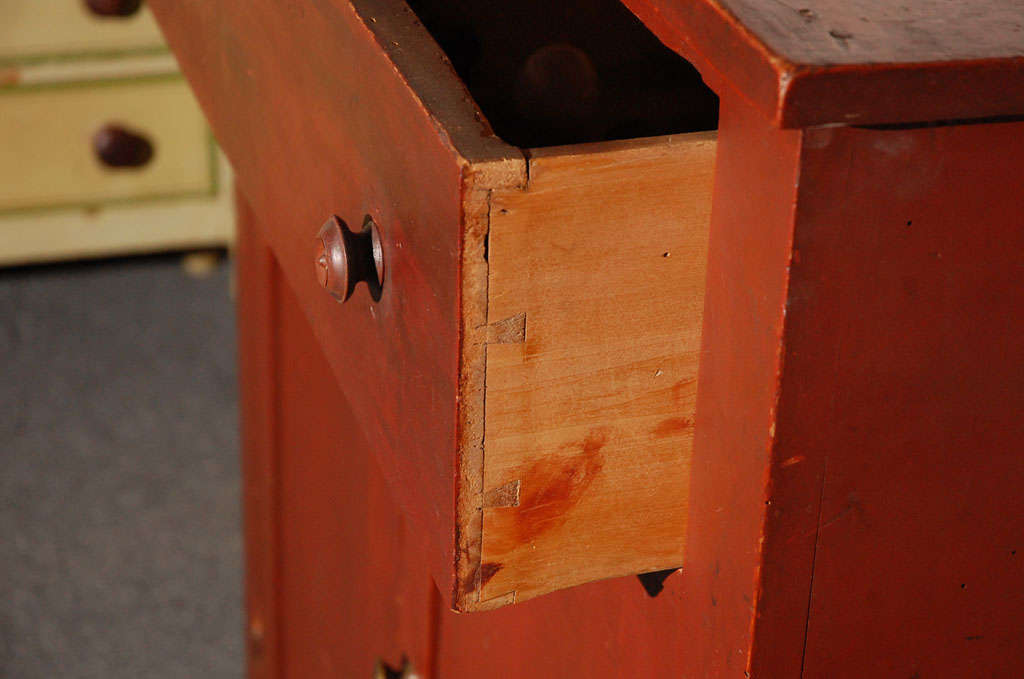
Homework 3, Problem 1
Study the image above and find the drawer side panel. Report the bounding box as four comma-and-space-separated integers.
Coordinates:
478, 133, 716, 604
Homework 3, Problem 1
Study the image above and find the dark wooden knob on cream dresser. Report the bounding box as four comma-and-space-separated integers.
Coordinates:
91, 124, 154, 169
84, 0, 144, 17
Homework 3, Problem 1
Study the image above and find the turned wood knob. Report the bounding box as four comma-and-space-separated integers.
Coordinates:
92, 124, 154, 168
84, 0, 144, 17
316, 215, 385, 302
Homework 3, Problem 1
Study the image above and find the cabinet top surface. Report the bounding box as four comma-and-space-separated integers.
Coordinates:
626, 0, 1024, 126
722, 0, 1024, 66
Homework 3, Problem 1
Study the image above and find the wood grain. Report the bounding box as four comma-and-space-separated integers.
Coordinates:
728, 0, 1024, 65
237, 208, 439, 677
470, 133, 715, 605
622, 0, 1024, 127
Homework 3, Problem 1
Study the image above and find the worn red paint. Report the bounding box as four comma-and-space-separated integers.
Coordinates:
510, 430, 608, 543
652, 417, 692, 438
149, 0, 468, 600
622, 0, 1024, 128
236, 212, 436, 677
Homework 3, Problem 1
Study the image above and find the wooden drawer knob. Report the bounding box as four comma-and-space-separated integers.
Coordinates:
84, 0, 143, 16
316, 215, 384, 302
92, 124, 154, 168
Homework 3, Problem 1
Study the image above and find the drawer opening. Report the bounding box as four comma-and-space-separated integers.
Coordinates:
405, 0, 719, 148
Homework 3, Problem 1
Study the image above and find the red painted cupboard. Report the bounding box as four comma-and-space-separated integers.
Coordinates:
151, 0, 1024, 676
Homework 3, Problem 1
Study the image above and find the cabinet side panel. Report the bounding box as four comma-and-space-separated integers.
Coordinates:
787, 120, 1024, 679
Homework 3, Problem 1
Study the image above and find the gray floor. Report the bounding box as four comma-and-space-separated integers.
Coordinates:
0, 255, 242, 678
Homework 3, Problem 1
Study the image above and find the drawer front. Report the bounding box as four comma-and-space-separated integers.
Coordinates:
151, 0, 714, 610
0, 1, 165, 63
0, 76, 213, 212
150, 0, 520, 603
0, 149, 232, 267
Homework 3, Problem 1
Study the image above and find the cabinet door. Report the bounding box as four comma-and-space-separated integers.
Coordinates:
238, 189, 689, 679
237, 195, 437, 679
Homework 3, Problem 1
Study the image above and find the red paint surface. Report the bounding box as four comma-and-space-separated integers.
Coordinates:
439, 569, 699, 677
149, 0, 472, 596
782, 119, 1024, 678
186, 3, 1024, 677
682, 94, 807, 677
238, 211, 438, 678
236, 194, 281, 679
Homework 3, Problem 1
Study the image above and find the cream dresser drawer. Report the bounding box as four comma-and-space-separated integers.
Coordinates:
0, 76, 213, 213
0, 1, 165, 63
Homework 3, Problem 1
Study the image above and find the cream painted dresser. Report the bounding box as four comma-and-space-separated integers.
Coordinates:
0, 0, 231, 266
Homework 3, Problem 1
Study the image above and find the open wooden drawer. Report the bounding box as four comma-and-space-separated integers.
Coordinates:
152, 0, 717, 610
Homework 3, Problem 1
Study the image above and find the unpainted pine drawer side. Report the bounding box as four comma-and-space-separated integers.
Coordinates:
456, 132, 716, 608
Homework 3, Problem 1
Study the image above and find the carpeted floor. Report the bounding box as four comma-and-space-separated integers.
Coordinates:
0, 254, 242, 678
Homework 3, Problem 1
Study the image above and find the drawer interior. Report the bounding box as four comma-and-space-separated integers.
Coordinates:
406, 0, 718, 147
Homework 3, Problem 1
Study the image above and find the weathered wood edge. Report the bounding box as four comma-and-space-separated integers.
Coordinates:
622, 0, 1024, 128
454, 168, 520, 613
353, 0, 525, 177
346, 0, 530, 612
